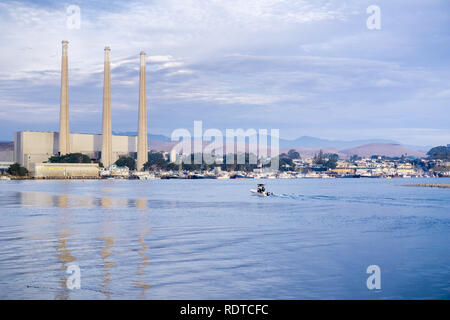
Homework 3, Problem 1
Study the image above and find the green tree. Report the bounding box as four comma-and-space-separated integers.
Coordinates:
219, 153, 258, 172
7, 163, 28, 177
93, 160, 104, 168
411, 158, 429, 171
279, 157, 295, 171
287, 149, 301, 160
313, 150, 325, 165
115, 156, 136, 170
144, 151, 171, 171
265, 153, 295, 171
427, 145, 450, 160
313, 151, 338, 169
323, 153, 338, 169
49, 153, 91, 163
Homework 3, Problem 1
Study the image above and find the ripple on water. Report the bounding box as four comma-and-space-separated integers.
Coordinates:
0, 179, 449, 299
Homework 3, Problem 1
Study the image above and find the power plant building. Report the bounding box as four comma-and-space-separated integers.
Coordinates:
30, 163, 100, 179
14, 131, 137, 169
14, 41, 149, 171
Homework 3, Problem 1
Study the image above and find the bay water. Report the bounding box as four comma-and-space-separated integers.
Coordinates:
0, 178, 449, 299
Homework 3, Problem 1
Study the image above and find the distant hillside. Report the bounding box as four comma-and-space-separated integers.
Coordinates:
127, 133, 429, 153
339, 143, 426, 158
280, 136, 399, 149
280, 147, 342, 158
0, 135, 430, 159
0, 142, 13, 151
113, 132, 170, 142
141, 134, 430, 158
112, 132, 175, 151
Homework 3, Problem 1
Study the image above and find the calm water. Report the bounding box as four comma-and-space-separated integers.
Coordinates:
0, 178, 449, 299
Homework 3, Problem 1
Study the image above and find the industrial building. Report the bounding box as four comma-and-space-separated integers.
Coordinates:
14, 131, 137, 169
30, 163, 100, 179
14, 40, 149, 173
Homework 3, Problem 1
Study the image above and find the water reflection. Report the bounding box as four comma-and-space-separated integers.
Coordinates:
11, 190, 151, 210
5, 188, 155, 299
134, 227, 152, 299
99, 235, 115, 299
57, 194, 68, 209
2, 179, 450, 299
55, 194, 75, 300
136, 199, 148, 210
101, 197, 112, 209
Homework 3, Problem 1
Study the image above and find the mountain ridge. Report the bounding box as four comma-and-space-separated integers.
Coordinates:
113, 131, 430, 151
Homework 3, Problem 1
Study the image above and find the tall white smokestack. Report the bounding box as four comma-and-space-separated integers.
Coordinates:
137, 51, 148, 171
101, 46, 112, 167
59, 40, 70, 155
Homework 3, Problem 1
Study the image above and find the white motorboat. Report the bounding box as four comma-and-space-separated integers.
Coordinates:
251, 184, 272, 197
250, 189, 272, 197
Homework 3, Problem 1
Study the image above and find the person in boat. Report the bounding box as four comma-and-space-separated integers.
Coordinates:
257, 184, 265, 194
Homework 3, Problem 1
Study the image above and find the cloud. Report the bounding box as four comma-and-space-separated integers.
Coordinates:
435, 89, 450, 99
0, 0, 449, 146
0, 0, 357, 76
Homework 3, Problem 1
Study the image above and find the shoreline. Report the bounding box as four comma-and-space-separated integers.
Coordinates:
2, 176, 450, 181
403, 184, 450, 189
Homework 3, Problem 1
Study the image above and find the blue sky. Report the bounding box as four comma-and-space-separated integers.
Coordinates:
0, 0, 449, 145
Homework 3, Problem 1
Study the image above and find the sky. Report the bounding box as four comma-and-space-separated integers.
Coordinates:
0, 0, 449, 146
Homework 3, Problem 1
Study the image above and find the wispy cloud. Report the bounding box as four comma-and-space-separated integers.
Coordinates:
0, 0, 449, 145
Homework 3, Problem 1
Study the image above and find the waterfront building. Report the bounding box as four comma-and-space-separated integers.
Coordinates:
14, 131, 137, 170
30, 163, 99, 179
